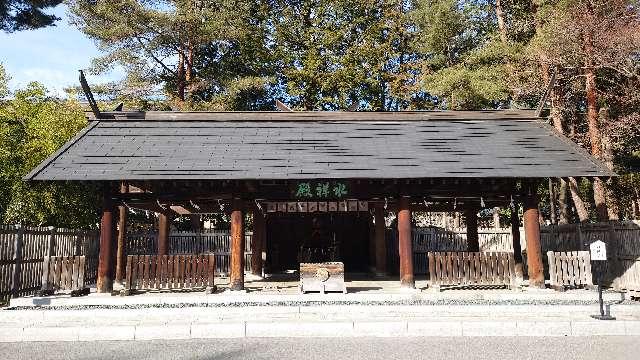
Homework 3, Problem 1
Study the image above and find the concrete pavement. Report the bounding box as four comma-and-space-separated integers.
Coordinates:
2, 303, 640, 341
1, 336, 639, 360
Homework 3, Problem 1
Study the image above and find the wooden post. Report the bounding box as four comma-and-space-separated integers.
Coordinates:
510, 204, 524, 280
493, 207, 501, 229
465, 208, 479, 252
230, 199, 245, 291
251, 209, 265, 277
548, 178, 557, 224
115, 182, 128, 283
157, 213, 170, 256
397, 197, 414, 288
97, 189, 116, 293
10, 224, 24, 298
524, 188, 545, 288
374, 203, 387, 276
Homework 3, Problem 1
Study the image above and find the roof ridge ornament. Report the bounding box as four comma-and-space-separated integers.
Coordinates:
275, 99, 293, 112
78, 70, 101, 119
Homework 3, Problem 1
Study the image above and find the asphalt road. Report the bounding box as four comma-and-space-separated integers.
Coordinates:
1, 337, 637, 360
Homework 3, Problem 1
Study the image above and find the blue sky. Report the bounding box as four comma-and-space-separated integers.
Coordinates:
0, 5, 123, 97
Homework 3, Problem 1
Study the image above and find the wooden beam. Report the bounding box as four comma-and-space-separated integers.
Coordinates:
398, 197, 414, 288
374, 204, 387, 276
465, 208, 479, 252
524, 188, 544, 288
229, 199, 245, 290
115, 182, 128, 284
510, 203, 524, 280
157, 213, 170, 256
97, 188, 116, 293
251, 209, 266, 277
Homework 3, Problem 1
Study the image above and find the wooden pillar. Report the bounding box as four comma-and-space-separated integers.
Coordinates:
374, 204, 387, 276
524, 189, 545, 288
97, 188, 116, 293
510, 203, 524, 280
251, 209, 265, 277
230, 199, 245, 290
465, 208, 479, 252
397, 197, 414, 288
157, 213, 170, 256
115, 182, 127, 283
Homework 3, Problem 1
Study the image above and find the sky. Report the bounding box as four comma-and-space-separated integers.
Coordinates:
0, 5, 123, 97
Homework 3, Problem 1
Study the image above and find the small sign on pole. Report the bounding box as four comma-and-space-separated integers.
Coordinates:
589, 240, 615, 320
589, 240, 607, 261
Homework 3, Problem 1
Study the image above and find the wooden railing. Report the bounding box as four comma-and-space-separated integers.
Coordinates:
547, 251, 593, 290
126, 231, 253, 275
40, 256, 90, 296
123, 254, 216, 295
427, 251, 517, 289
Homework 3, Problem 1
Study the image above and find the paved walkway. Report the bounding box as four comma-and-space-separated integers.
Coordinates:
2, 336, 640, 360
2, 301, 640, 341
3, 281, 640, 342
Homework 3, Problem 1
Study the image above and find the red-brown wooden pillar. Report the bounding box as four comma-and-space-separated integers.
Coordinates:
397, 197, 414, 288
465, 208, 479, 252
374, 203, 387, 276
157, 213, 170, 256
115, 182, 128, 284
251, 209, 265, 277
524, 188, 545, 288
230, 199, 245, 290
510, 203, 524, 279
97, 187, 116, 293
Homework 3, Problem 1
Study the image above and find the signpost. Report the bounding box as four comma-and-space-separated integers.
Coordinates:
589, 240, 615, 320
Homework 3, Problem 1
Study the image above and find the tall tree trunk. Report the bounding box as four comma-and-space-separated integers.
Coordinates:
583, 8, 608, 221
598, 109, 620, 220
568, 177, 590, 222
549, 78, 574, 223
495, 0, 508, 44
177, 50, 186, 102
558, 178, 570, 224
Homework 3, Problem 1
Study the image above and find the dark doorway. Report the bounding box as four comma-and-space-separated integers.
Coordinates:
265, 212, 371, 273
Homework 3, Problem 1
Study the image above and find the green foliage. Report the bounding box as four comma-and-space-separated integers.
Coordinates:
0, 64, 9, 99
0, 74, 100, 227
411, 0, 520, 109
271, 0, 412, 110
67, 0, 274, 109
0, 0, 62, 32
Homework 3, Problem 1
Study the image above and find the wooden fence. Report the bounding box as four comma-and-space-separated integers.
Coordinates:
388, 227, 516, 275
538, 221, 640, 292
427, 251, 517, 288
124, 254, 216, 294
41, 256, 90, 296
547, 251, 593, 290
126, 230, 253, 275
0, 225, 99, 302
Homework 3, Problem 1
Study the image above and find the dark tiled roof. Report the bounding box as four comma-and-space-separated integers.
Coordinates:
25, 110, 613, 181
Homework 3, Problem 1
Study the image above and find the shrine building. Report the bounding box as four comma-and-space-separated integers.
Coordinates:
25, 110, 612, 293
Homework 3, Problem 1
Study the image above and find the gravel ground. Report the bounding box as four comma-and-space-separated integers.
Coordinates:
0, 336, 638, 360
6, 296, 638, 311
